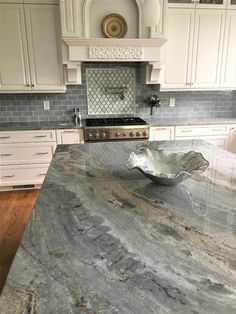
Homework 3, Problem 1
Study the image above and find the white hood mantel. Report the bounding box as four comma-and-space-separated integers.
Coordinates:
64, 38, 167, 85
60, 0, 167, 85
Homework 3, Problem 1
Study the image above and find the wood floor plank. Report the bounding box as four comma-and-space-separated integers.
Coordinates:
0, 190, 40, 294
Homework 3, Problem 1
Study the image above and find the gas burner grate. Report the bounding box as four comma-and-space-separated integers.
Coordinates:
85, 117, 147, 127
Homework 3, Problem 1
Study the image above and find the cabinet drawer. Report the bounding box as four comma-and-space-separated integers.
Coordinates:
149, 127, 175, 141
0, 164, 49, 186
0, 130, 56, 143
56, 129, 84, 144
175, 125, 229, 137
0, 142, 56, 165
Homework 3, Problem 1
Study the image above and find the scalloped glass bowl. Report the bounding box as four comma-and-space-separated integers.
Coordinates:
126, 147, 209, 186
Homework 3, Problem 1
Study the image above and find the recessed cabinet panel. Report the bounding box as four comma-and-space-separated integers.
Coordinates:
161, 8, 194, 89
191, 9, 225, 88
24, 4, 64, 91
56, 129, 84, 144
221, 11, 236, 87
149, 127, 175, 141
0, 4, 31, 91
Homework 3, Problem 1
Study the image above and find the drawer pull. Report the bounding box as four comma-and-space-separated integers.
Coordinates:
0, 136, 11, 139
36, 152, 49, 155
34, 135, 47, 138
180, 129, 192, 133
63, 130, 75, 133
1, 153, 12, 157
3, 175, 15, 178
211, 128, 223, 132
38, 173, 47, 176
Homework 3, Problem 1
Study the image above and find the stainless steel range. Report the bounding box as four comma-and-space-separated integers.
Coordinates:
84, 117, 149, 142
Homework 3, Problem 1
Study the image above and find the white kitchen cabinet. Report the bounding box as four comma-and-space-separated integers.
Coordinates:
56, 129, 84, 144
161, 8, 194, 89
191, 9, 225, 89
168, 0, 227, 9
149, 126, 175, 141
175, 124, 230, 149
228, 0, 236, 9
0, 3, 65, 93
220, 10, 236, 88
0, 4, 31, 91
161, 7, 225, 90
0, 130, 57, 191
227, 125, 236, 153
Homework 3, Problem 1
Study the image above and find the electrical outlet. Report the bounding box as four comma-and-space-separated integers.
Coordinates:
43, 100, 50, 110
170, 98, 175, 107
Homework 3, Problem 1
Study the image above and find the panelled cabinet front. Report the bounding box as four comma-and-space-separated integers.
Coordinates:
161, 6, 225, 90
0, 2, 64, 93
0, 4, 31, 91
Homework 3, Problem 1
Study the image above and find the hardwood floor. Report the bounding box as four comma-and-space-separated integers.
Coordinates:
0, 190, 40, 294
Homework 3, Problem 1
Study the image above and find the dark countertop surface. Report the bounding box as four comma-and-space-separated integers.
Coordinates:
0, 121, 84, 131
1, 139, 236, 313
145, 117, 236, 127
0, 117, 236, 131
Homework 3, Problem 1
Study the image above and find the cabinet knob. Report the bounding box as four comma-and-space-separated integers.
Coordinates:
32, 84, 35, 87
26, 84, 30, 87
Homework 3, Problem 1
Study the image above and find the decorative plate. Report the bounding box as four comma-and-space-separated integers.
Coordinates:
126, 147, 209, 186
102, 14, 128, 38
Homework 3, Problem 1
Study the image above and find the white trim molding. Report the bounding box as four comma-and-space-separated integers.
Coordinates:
146, 61, 162, 84
88, 47, 143, 60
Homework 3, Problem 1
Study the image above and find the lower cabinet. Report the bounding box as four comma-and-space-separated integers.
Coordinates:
56, 129, 84, 144
149, 126, 175, 141
0, 128, 84, 191
174, 125, 230, 149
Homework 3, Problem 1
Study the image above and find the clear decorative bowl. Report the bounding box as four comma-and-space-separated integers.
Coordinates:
126, 147, 209, 186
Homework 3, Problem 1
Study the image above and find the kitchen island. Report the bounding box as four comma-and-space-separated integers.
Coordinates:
1, 140, 236, 314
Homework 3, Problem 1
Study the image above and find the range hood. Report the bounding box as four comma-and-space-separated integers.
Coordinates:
60, 0, 167, 85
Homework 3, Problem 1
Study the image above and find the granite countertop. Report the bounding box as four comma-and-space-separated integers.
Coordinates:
0, 117, 236, 132
0, 121, 84, 131
145, 117, 236, 127
1, 140, 236, 313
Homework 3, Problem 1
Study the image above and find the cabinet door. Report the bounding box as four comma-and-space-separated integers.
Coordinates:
149, 127, 175, 141
191, 9, 225, 89
56, 129, 84, 144
227, 125, 236, 154
0, 4, 31, 92
227, 0, 236, 8
161, 8, 194, 89
168, 0, 226, 8
220, 10, 236, 88
24, 4, 64, 91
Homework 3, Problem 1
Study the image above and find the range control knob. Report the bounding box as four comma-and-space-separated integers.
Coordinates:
142, 131, 147, 137
88, 133, 93, 138
136, 132, 141, 137
95, 132, 100, 138
115, 132, 121, 137
129, 132, 135, 137
102, 132, 106, 138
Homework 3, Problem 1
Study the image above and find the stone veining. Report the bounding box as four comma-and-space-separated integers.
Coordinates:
1, 140, 236, 313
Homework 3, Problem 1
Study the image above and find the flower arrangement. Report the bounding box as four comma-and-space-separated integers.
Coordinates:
144, 95, 161, 116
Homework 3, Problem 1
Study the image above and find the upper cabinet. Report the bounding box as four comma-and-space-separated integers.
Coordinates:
161, 7, 225, 90
168, 0, 226, 9
0, 1, 65, 93
220, 10, 236, 87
